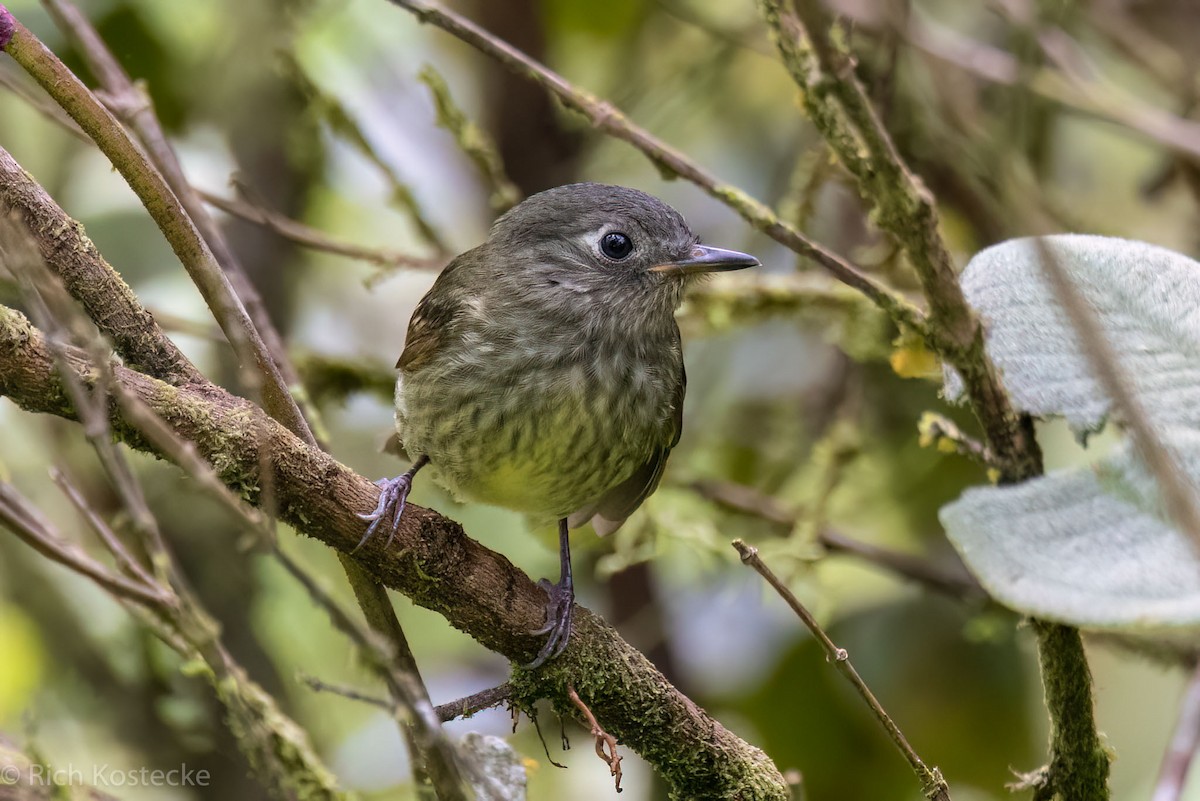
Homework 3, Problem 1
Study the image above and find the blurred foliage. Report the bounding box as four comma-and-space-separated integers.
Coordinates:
1, 0, 1199, 799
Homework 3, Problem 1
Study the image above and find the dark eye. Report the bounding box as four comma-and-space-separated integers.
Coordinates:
600, 231, 634, 260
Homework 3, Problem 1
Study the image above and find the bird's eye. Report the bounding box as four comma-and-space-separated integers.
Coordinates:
600, 231, 634, 260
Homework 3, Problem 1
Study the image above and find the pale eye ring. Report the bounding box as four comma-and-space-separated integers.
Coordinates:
600, 231, 634, 260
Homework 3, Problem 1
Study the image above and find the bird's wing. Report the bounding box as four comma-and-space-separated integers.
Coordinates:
569, 361, 686, 537
397, 256, 468, 373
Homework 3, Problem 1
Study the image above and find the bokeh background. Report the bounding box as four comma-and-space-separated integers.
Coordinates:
1, 0, 1197, 798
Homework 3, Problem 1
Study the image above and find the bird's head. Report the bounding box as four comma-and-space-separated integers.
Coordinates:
485, 183, 759, 313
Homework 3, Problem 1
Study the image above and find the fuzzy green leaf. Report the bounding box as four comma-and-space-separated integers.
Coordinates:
942, 235, 1200, 632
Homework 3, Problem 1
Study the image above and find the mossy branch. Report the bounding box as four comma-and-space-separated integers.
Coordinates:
384, 0, 925, 335
753, 3, 1109, 798
0, 304, 789, 800
3, 7, 463, 791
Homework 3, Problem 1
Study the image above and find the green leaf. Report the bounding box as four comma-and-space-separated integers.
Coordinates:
941, 235, 1200, 633
941, 428, 1200, 634
944, 235, 1200, 435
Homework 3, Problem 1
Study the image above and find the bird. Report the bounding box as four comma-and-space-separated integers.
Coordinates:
359, 182, 758, 667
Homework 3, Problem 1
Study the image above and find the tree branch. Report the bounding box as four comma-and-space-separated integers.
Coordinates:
734, 539, 951, 801
382, 0, 925, 334
0, 148, 202, 385
11, 6, 459, 787
1, 8, 309, 438
0, 304, 789, 800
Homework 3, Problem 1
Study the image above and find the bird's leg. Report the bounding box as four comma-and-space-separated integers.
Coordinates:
355, 454, 429, 551
526, 517, 575, 668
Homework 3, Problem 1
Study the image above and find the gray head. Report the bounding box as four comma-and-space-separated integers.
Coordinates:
484, 183, 758, 313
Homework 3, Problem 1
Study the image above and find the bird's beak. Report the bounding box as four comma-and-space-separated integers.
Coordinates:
650, 244, 760, 276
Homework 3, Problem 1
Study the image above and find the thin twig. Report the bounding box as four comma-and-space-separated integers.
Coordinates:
200, 189, 442, 272
1152, 660, 1200, 801
692, 479, 984, 603
0, 483, 170, 608
567, 685, 623, 793
300, 674, 393, 712
436, 683, 515, 723
917, 412, 1000, 470
383, 0, 924, 333
49, 468, 158, 589
734, 539, 951, 801
3, 12, 310, 439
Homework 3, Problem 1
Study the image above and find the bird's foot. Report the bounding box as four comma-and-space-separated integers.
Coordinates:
525, 577, 574, 669
355, 474, 414, 551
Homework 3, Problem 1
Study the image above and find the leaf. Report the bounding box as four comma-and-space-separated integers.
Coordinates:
943, 235, 1200, 434
940, 235, 1200, 634
941, 428, 1200, 633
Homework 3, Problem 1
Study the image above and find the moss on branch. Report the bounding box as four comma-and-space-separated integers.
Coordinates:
0, 303, 789, 800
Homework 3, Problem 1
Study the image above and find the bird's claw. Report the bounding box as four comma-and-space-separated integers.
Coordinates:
354, 474, 413, 551
524, 577, 574, 669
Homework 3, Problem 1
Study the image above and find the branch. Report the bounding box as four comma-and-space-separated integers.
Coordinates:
0, 148, 201, 385
16, 7, 457, 787
1026, 621, 1111, 801
435, 684, 514, 724
199, 189, 442, 274
382, 0, 925, 334
0, 478, 350, 801
691, 478, 985, 603
0, 305, 790, 800
755, 0, 1038, 478
734, 539, 950, 801
1, 7, 310, 439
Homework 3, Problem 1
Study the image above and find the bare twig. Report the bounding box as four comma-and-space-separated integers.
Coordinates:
692, 479, 985, 603
917, 412, 1000, 470
200, 188, 442, 273
1152, 660, 1200, 801
301, 675, 393, 711
733, 539, 951, 801
0, 483, 170, 608
383, 0, 925, 333
567, 686, 623, 794
436, 683, 515, 723
49, 468, 158, 589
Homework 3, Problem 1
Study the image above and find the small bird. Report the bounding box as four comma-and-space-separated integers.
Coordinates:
360, 183, 758, 666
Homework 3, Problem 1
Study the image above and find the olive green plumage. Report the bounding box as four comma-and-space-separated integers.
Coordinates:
394, 183, 756, 534
362, 183, 756, 666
